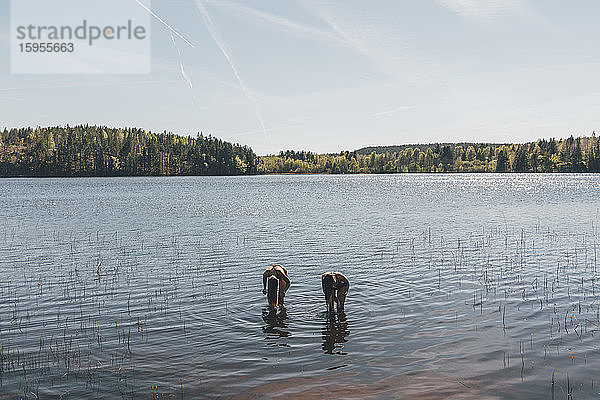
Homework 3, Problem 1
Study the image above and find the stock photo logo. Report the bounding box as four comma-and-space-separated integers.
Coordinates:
10, 0, 151, 74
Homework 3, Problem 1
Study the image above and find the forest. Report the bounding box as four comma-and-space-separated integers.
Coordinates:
258, 135, 600, 174
0, 125, 257, 176
2, 126, 600, 176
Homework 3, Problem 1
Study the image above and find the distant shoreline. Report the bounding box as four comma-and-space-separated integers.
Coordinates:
2, 125, 598, 176
2, 171, 598, 179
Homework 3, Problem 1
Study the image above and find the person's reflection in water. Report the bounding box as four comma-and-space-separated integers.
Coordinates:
322, 311, 350, 355
262, 307, 291, 339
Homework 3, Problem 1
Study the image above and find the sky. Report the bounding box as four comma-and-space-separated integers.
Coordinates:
1, 0, 600, 155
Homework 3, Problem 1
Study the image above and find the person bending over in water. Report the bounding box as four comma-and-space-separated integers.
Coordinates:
263, 264, 291, 309
322, 272, 349, 313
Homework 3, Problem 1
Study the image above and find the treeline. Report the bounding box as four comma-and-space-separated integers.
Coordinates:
258, 135, 600, 174
0, 125, 257, 177
4, 126, 600, 176
355, 142, 504, 156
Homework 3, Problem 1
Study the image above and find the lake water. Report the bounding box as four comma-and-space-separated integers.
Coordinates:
1, 174, 600, 399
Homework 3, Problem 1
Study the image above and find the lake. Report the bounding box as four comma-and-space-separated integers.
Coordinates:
1, 174, 599, 399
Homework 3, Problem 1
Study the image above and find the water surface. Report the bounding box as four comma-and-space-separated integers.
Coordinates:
1, 174, 599, 399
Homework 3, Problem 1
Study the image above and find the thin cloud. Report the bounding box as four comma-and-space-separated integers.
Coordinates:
207, 0, 346, 46
436, 0, 525, 21
0, 80, 180, 92
194, 0, 268, 141
300, 1, 439, 83
224, 121, 306, 139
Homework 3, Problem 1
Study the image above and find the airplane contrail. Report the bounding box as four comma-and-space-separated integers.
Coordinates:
134, 0, 195, 48
371, 105, 416, 117
194, 0, 269, 141
170, 32, 194, 90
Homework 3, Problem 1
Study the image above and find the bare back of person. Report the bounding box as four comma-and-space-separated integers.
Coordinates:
263, 264, 291, 309
321, 271, 349, 313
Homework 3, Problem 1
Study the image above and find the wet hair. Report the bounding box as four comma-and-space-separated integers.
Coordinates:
322, 274, 334, 300
267, 276, 279, 309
